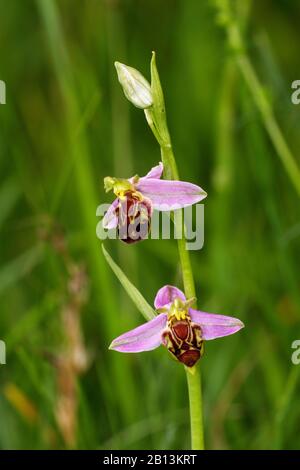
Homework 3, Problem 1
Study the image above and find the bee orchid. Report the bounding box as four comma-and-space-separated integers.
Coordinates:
109, 285, 244, 367
103, 162, 207, 244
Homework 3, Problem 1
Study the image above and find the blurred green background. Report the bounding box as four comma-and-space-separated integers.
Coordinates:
0, 0, 300, 450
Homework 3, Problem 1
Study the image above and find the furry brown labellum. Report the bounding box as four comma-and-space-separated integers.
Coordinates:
162, 315, 204, 367
117, 192, 152, 244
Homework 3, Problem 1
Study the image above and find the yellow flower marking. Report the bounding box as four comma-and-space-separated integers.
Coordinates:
168, 297, 196, 321
104, 176, 142, 200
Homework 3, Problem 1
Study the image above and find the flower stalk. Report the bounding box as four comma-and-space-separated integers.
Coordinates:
186, 365, 204, 450
214, 0, 300, 197
146, 51, 205, 450
107, 52, 244, 451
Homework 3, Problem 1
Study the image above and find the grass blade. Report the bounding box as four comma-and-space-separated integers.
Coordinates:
102, 245, 155, 321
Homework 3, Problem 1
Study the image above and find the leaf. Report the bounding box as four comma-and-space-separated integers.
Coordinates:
102, 245, 156, 321
148, 52, 178, 180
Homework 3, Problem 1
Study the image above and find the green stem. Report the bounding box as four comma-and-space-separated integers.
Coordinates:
161, 141, 204, 450
146, 51, 204, 449
160, 145, 196, 299
236, 54, 300, 196
215, 0, 300, 197
186, 366, 204, 450
160, 144, 179, 181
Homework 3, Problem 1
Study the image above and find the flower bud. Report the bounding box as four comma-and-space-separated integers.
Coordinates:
114, 61, 153, 109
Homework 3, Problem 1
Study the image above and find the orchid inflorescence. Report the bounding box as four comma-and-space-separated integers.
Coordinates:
101, 53, 244, 449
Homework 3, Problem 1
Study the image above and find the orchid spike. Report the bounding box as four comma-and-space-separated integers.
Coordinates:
102, 162, 207, 244
109, 285, 244, 367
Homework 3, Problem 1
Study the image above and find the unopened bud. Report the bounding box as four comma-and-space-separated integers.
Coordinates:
114, 61, 153, 109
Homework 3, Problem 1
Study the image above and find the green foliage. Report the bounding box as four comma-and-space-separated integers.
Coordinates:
0, 0, 299, 450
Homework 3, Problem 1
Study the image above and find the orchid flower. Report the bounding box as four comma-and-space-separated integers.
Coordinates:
109, 285, 244, 368
103, 162, 207, 244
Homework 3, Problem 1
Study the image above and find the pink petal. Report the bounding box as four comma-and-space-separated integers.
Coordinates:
128, 163, 163, 185
189, 309, 244, 340
154, 285, 186, 309
135, 179, 207, 210
109, 313, 167, 352
102, 198, 119, 229
143, 162, 163, 180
